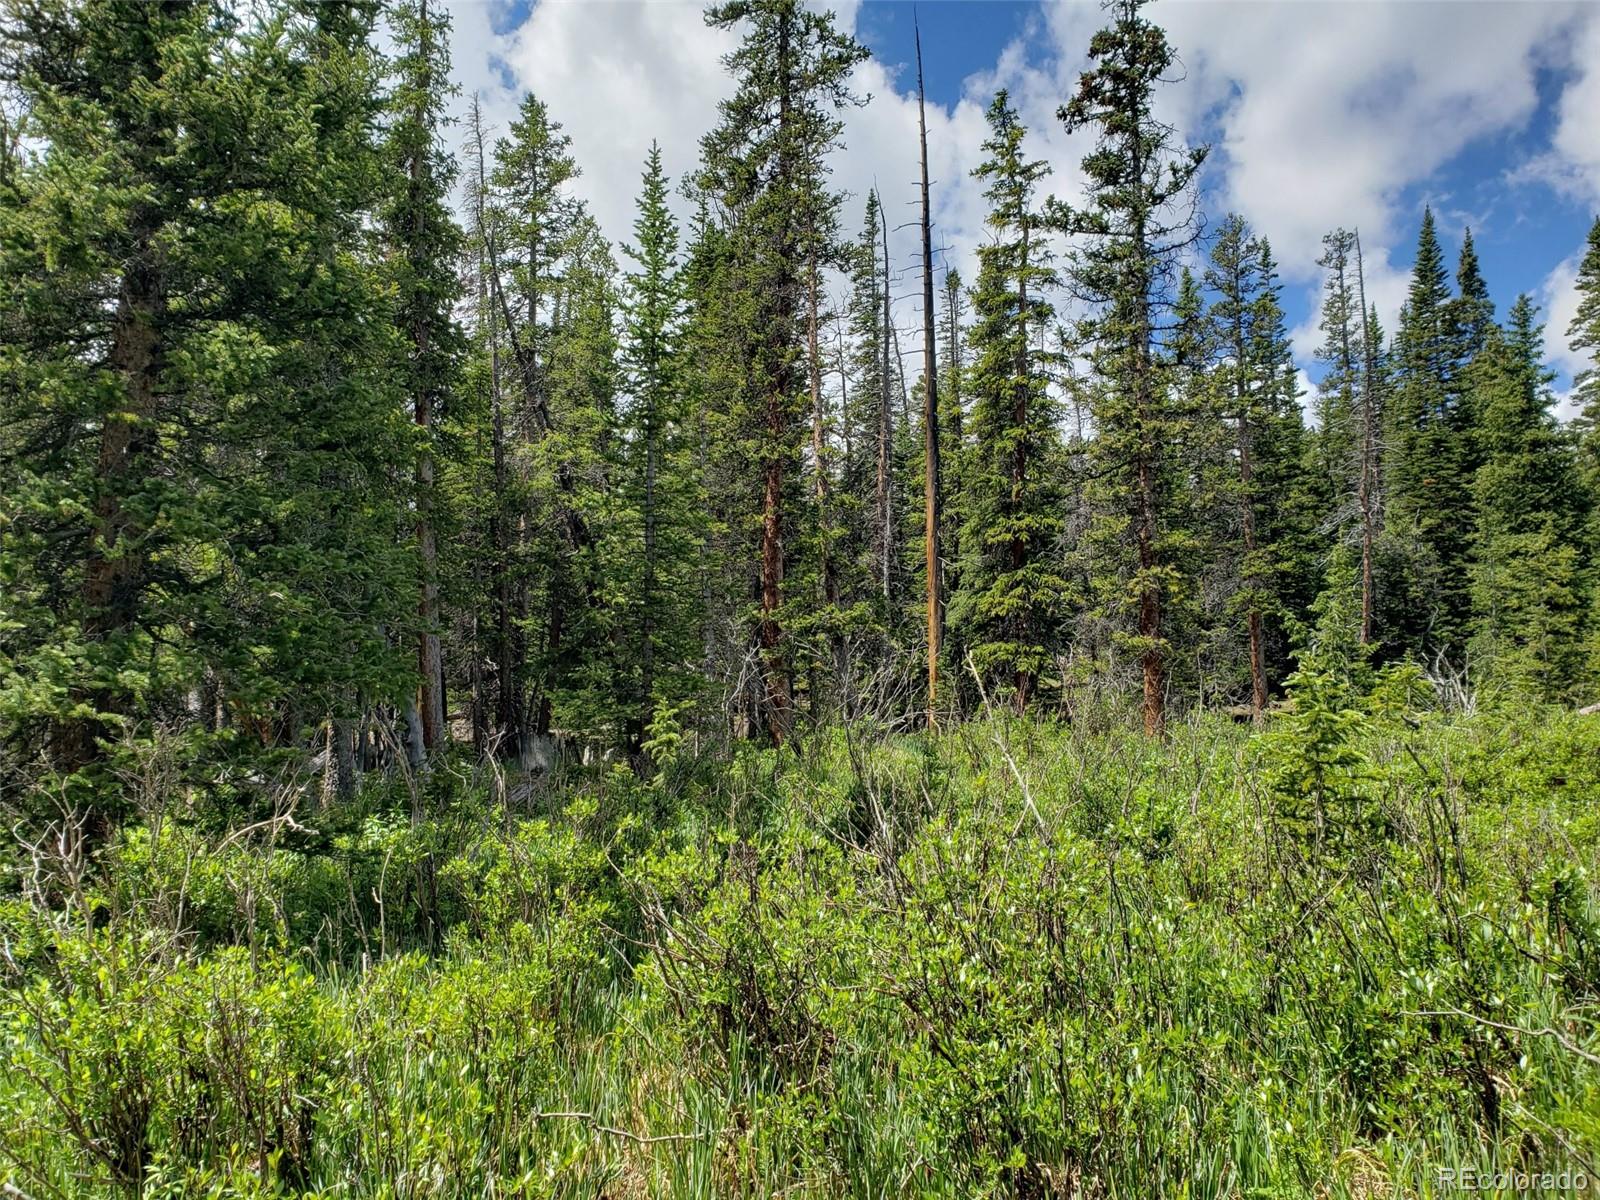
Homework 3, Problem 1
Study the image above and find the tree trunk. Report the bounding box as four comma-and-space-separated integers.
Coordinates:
808, 253, 843, 687
1012, 193, 1032, 711
1355, 231, 1380, 646
876, 192, 894, 607
916, 22, 942, 729
333, 715, 359, 803
54, 200, 164, 789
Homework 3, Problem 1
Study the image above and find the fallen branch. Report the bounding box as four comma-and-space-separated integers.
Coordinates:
531, 1111, 727, 1146
1399, 1008, 1600, 1067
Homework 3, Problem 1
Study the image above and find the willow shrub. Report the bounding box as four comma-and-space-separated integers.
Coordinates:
3, 701, 1598, 1198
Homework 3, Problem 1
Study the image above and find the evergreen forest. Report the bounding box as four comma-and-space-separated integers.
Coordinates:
3, 0, 1600, 1195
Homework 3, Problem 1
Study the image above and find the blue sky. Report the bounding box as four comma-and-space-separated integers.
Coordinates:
444, 0, 1600, 412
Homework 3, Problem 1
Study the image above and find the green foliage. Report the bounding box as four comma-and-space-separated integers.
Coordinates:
949, 93, 1067, 708
0, 0, 416, 817
1383, 208, 1490, 662
5, 711, 1599, 1198
1052, 0, 1209, 730
1261, 641, 1378, 858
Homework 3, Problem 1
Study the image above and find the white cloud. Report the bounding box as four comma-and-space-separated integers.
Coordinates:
1515, 9, 1600, 210
1540, 252, 1588, 418
437, 0, 1600, 380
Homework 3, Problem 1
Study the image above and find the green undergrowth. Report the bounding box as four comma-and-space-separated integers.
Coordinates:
3, 698, 1599, 1198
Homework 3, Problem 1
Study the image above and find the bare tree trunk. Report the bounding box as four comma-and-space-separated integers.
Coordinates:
333, 716, 359, 802
916, 22, 942, 729
1012, 199, 1032, 711
808, 253, 843, 687
402, 700, 426, 777
471, 97, 525, 760
1355, 230, 1380, 647
877, 191, 894, 606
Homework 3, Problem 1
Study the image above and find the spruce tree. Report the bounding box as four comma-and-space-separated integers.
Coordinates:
1569, 217, 1600, 495
381, 0, 465, 759
1206, 217, 1313, 716
1385, 208, 1475, 660
1469, 297, 1586, 695
1052, 0, 1207, 734
950, 92, 1065, 710
843, 192, 898, 615
619, 143, 700, 749
1353, 237, 1387, 646
695, 0, 866, 744
538, 213, 621, 743
1314, 230, 1361, 509
480, 93, 595, 755
0, 0, 414, 820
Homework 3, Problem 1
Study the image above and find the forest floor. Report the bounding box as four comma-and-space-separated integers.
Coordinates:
3, 704, 1599, 1198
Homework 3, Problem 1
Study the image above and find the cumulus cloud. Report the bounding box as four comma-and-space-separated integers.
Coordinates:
437, 0, 1600, 378
1514, 9, 1600, 211
1540, 253, 1588, 418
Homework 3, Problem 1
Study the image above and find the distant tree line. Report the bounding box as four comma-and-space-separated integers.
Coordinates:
4, 0, 1600, 821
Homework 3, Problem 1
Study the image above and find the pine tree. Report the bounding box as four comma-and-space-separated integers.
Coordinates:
1453, 228, 1495, 361
1353, 235, 1387, 646
843, 192, 899, 614
1052, 0, 1207, 735
619, 143, 700, 749
0, 0, 414, 821
381, 0, 465, 760
1161, 268, 1223, 702
950, 92, 1065, 710
1569, 217, 1600, 495
1206, 217, 1313, 716
539, 214, 621, 743
1469, 296, 1586, 696
1385, 208, 1475, 659
695, 0, 866, 744
1314, 230, 1361, 509
480, 93, 596, 755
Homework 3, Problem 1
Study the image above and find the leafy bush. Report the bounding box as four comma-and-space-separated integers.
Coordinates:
3, 710, 1598, 1197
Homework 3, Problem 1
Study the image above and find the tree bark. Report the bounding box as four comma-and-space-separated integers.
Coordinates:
808, 253, 843, 685
877, 193, 895, 607
1355, 230, 1380, 647
55, 198, 164, 787
916, 21, 942, 729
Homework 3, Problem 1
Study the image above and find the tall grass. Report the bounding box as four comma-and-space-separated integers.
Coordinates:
2, 703, 1597, 1197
